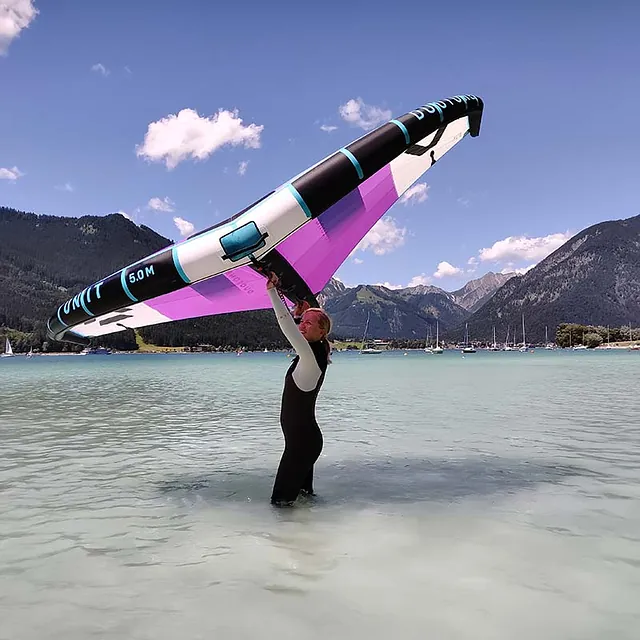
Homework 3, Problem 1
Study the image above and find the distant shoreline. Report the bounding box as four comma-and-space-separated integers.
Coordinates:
7, 343, 638, 357
15, 349, 294, 357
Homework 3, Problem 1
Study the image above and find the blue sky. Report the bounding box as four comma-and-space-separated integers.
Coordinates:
1, 1, 639, 292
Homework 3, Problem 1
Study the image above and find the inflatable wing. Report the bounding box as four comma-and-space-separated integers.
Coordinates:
47, 95, 484, 345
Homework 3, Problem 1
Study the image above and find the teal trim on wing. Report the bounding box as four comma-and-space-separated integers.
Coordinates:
56, 306, 68, 328
390, 119, 410, 144
339, 148, 364, 179
120, 270, 138, 302
287, 184, 312, 218
80, 290, 94, 317
172, 247, 190, 283
431, 102, 444, 122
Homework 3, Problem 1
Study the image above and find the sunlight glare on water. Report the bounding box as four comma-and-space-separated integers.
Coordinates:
1, 350, 639, 639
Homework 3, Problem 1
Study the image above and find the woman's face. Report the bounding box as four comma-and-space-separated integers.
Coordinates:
299, 310, 327, 342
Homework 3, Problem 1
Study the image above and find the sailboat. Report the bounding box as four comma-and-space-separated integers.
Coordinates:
1, 337, 15, 358
360, 311, 383, 354
503, 326, 514, 351
423, 325, 433, 354
544, 326, 554, 350
603, 325, 612, 350
432, 320, 444, 354
573, 329, 587, 350
519, 314, 528, 352
26, 347, 34, 358
489, 326, 500, 351
628, 323, 639, 350
461, 323, 475, 353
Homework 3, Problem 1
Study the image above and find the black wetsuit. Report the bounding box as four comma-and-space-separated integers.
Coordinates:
271, 339, 328, 505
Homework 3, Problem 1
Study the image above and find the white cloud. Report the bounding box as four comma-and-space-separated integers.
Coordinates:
467, 256, 478, 266
375, 274, 433, 289
501, 263, 536, 275
339, 97, 392, 130
0, 0, 38, 55
91, 62, 110, 77
400, 182, 429, 206
433, 261, 463, 279
147, 196, 175, 212
477, 232, 571, 264
407, 274, 432, 287
238, 160, 248, 176
320, 124, 338, 132
355, 216, 406, 256
173, 216, 194, 237
136, 108, 264, 170
124, 65, 132, 75
0, 165, 24, 180
353, 257, 363, 265
55, 182, 74, 192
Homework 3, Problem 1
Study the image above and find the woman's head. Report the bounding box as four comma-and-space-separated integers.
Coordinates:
298, 307, 332, 343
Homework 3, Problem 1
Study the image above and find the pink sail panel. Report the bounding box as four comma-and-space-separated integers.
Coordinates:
144, 267, 275, 320
278, 165, 398, 293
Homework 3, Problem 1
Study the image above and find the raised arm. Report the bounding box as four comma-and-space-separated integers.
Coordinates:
267, 286, 322, 392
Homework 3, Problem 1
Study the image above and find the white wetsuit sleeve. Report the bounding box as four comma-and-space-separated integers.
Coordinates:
268, 288, 322, 392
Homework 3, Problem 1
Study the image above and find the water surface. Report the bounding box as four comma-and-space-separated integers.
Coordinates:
1, 350, 639, 639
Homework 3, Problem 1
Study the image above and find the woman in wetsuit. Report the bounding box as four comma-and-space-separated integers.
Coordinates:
266, 272, 332, 507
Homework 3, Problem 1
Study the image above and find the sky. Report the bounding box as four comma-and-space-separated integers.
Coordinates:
1, 0, 639, 293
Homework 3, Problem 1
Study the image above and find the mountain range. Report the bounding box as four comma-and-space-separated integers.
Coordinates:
319, 272, 514, 340
463, 214, 640, 343
450, 271, 515, 313
322, 215, 640, 342
1, 205, 639, 348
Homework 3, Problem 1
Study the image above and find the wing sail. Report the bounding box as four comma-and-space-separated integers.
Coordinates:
47, 95, 483, 344
276, 115, 473, 294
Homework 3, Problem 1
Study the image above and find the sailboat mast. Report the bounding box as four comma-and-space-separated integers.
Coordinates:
360, 311, 370, 353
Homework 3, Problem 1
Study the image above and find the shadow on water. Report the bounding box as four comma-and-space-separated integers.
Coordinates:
155, 455, 606, 508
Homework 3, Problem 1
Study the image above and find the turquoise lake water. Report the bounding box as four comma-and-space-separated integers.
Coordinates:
1, 349, 639, 639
